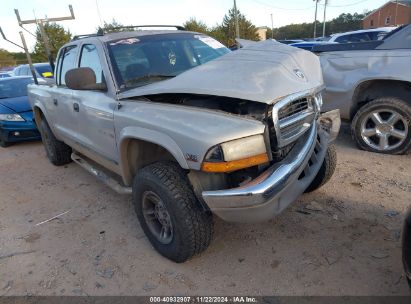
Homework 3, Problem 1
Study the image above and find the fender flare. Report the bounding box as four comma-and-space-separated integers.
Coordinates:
118, 126, 189, 185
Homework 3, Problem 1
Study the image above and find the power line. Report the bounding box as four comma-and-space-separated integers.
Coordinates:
251, 0, 314, 11
326, 0, 373, 8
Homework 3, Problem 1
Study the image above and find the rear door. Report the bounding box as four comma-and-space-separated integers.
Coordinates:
50, 44, 81, 144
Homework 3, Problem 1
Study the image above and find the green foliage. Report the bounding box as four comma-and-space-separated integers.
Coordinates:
184, 7, 259, 47
0, 49, 16, 68
183, 18, 209, 34
219, 8, 259, 46
97, 19, 131, 33
11, 52, 27, 64
33, 22, 71, 63
266, 12, 369, 40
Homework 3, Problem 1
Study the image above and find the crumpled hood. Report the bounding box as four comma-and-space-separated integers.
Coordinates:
119, 39, 323, 104
0, 95, 32, 113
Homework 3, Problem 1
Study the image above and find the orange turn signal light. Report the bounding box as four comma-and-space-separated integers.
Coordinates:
201, 153, 269, 173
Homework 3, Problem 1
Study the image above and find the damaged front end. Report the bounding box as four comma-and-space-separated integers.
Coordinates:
183, 86, 341, 222
119, 38, 340, 222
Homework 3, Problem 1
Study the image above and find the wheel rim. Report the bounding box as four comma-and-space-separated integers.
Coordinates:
141, 191, 173, 244
360, 109, 408, 151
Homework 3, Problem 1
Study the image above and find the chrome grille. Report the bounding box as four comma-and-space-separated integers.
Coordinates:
272, 92, 319, 148
278, 98, 309, 120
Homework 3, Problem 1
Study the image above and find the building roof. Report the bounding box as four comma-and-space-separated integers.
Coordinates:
363, 0, 411, 20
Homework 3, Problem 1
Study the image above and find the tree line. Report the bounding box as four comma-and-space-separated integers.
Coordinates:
0, 7, 368, 68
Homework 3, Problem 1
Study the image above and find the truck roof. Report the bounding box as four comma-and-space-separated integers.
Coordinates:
98, 30, 196, 42
71, 25, 195, 42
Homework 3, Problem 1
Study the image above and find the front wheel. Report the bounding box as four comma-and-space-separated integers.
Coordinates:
0, 138, 10, 148
351, 98, 411, 154
132, 162, 214, 263
305, 145, 337, 193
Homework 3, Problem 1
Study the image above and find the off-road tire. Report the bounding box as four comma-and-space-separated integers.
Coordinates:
133, 161, 214, 263
305, 145, 337, 193
39, 117, 72, 166
351, 98, 411, 155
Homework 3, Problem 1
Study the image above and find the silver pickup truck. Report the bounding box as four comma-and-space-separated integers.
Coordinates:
28, 28, 340, 262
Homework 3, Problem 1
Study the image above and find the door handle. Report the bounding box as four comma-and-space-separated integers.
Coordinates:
73, 103, 79, 112
53, 98, 58, 106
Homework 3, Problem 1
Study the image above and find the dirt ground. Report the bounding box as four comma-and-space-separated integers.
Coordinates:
0, 123, 410, 296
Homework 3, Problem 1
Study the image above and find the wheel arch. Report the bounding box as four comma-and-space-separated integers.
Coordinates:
351, 79, 411, 120
118, 127, 189, 186
32, 105, 45, 127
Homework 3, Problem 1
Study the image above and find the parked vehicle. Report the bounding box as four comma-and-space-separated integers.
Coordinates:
291, 28, 396, 51
28, 28, 340, 262
325, 27, 395, 44
290, 41, 336, 51
403, 206, 411, 289
314, 25, 411, 154
0, 72, 12, 79
13, 63, 53, 80
0, 76, 41, 147
278, 39, 304, 45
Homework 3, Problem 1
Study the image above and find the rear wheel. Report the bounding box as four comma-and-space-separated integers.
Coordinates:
39, 117, 72, 166
133, 162, 214, 263
305, 145, 337, 193
352, 98, 411, 154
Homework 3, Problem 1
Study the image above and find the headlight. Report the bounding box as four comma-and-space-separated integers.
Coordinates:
0, 114, 25, 122
201, 135, 269, 173
314, 92, 323, 112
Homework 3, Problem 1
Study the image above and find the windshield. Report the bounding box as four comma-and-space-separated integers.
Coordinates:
35, 64, 54, 78
107, 33, 230, 90
0, 78, 33, 99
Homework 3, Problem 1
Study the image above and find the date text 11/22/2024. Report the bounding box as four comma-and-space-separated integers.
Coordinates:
149, 296, 258, 303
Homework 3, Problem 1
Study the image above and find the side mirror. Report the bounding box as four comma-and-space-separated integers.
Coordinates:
65, 67, 107, 91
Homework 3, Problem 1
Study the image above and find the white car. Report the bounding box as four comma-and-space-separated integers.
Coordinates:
325, 27, 396, 43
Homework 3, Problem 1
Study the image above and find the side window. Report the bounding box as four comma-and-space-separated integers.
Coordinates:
22, 66, 30, 76
14, 67, 20, 76
59, 45, 78, 86
353, 33, 370, 42
335, 34, 351, 43
79, 44, 103, 83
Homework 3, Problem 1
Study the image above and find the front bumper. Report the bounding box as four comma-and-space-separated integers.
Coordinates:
0, 121, 41, 143
201, 110, 340, 223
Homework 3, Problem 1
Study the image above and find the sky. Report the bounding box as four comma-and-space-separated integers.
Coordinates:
0, 0, 389, 52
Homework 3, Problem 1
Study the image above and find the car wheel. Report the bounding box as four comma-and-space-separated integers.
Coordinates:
305, 145, 337, 193
39, 117, 72, 166
0, 139, 10, 148
133, 161, 214, 263
352, 98, 411, 154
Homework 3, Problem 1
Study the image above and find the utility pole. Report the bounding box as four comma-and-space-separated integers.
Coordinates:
322, 0, 328, 38
233, 0, 240, 39
14, 5, 75, 72
313, 0, 319, 38
270, 13, 274, 39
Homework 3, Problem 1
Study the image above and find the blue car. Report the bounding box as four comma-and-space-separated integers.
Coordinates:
0, 76, 41, 147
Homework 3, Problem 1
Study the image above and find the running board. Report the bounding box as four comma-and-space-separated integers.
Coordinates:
71, 153, 132, 195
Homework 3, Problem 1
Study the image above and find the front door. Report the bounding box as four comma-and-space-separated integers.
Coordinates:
72, 43, 118, 165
